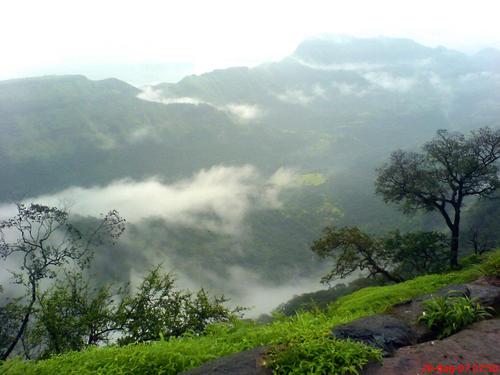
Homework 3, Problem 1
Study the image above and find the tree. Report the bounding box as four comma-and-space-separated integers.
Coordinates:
18, 266, 239, 358
30, 272, 121, 357
375, 127, 500, 268
384, 231, 449, 278
0, 203, 125, 360
312, 226, 451, 283
312, 226, 403, 283
116, 266, 241, 345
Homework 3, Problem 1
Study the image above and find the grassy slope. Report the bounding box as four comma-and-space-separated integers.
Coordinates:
2, 252, 496, 375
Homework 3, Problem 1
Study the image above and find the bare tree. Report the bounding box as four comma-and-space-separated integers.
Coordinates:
468, 224, 495, 255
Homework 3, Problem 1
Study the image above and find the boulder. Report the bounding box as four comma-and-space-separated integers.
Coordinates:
389, 283, 489, 343
431, 284, 470, 298
331, 315, 417, 355
466, 282, 500, 312
362, 318, 500, 375
180, 346, 272, 375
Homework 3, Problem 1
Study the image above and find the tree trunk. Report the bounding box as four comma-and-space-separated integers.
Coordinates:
450, 203, 461, 269
450, 227, 460, 269
1, 286, 36, 360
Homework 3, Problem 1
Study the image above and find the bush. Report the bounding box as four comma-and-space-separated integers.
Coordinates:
478, 250, 500, 277
418, 295, 493, 339
268, 336, 382, 375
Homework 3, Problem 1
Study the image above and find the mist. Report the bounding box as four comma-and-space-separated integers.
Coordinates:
0, 165, 329, 316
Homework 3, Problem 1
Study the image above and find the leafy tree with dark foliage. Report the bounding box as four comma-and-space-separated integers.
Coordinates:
0, 203, 125, 360
375, 127, 500, 268
312, 227, 450, 283
384, 231, 449, 278
312, 226, 404, 283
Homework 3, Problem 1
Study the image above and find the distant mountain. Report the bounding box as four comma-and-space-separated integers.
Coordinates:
1, 36, 499, 293
2, 35, 499, 233
294, 36, 434, 64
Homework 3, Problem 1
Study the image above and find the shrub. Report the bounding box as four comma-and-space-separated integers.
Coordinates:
268, 336, 382, 375
418, 295, 493, 339
478, 250, 500, 277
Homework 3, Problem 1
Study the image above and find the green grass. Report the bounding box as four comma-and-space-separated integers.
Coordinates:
2, 251, 496, 375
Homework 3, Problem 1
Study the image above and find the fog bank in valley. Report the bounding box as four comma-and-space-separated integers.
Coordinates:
0, 165, 330, 316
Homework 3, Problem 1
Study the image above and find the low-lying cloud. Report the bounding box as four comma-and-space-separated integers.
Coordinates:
362, 72, 416, 92
224, 103, 261, 121
0, 165, 323, 316
293, 57, 386, 72
274, 84, 326, 105
331, 82, 370, 97
0, 165, 297, 235
137, 86, 206, 105
137, 87, 262, 122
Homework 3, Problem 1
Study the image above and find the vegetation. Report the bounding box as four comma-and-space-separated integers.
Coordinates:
376, 127, 500, 268
418, 295, 493, 339
0, 205, 237, 361
275, 278, 385, 316
311, 227, 449, 283
0, 204, 125, 360
478, 252, 500, 277
116, 267, 241, 346
1, 252, 492, 375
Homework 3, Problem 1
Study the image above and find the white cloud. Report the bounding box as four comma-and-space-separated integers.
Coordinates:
137, 87, 262, 122
220, 266, 326, 316
137, 86, 206, 105
264, 168, 298, 207
1, 0, 500, 82
362, 72, 416, 92
294, 58, 386, 72
275, 89, 315, 105
0, 166, 297, 235
331, 82, 370, 97
312, 84, 327, 98
224, 103, 262, 122
274, 83, 328, 105
128, 126, 152, 142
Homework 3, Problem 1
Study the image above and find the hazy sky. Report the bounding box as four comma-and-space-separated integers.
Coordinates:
2, 0, 499, 85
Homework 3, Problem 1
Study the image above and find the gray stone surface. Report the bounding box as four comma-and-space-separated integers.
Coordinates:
331, 315, 417, 355
466, 282, 500, 311
362, 318, 500, 375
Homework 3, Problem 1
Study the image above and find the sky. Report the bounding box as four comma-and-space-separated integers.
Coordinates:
2, 0, 500, 85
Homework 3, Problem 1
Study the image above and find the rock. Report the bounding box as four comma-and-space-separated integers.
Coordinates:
331, 315, 417, 355
389, 299, 435, 343
431, 284, 470, 298
180, 347, 272, 375
466, 282, 500, 312
389, 283, 489, 343
474, 276, 500, 287
362, 318, 500, 375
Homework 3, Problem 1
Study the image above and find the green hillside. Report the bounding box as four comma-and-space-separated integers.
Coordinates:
2, 251, 495, 375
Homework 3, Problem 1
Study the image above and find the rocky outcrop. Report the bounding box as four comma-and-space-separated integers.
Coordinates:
362, 318, 500, 375
331, 315, 416, 355
359, 278, 500, 375
182, 278, 500, 374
